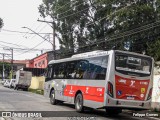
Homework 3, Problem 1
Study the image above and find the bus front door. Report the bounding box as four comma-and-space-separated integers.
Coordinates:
55, 79, 67, 101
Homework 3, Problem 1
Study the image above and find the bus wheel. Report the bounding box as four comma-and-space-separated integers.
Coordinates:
105, 108, 122, 115
75, 93, 84, 112
50, 90, 57, 105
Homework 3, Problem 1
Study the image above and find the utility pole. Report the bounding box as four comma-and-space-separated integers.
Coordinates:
11, 49, 13, 78
0, 53, 11, 80
37, 19, 56, 59
2, 54, 4, 81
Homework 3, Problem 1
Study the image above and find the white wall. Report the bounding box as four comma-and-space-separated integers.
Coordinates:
152, 67, 160, 111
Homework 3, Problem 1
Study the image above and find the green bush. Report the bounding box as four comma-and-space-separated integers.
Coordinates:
28, 88, 44, 95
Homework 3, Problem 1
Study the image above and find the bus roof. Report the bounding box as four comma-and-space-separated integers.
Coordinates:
48, 50, 111, 65
48, 50, 152, 65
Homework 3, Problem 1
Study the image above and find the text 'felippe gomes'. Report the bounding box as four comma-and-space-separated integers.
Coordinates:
133, 113, 159, 117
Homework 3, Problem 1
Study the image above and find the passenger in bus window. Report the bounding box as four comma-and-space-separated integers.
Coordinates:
76, 60, 88, 79
70, 70, 76, 78
76, 68, 83, 79
54, 66, 59, 79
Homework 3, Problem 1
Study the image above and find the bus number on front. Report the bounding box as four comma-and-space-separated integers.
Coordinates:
97, 88, 102, 92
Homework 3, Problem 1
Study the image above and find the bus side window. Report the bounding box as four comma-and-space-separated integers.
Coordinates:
87, 56, 108, 80
52, 64, 58, 79
97, 56, 108, 80
86, 57, 100, 80
76, 60, 88, 79
66, 61, 77, 79
90, 65, 99, 79
57, 63, 66, 79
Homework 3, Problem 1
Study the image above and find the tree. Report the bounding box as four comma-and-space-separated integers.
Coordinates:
0, 18, 3, 29
0, 62, 11, 78
38, 0, 160, 61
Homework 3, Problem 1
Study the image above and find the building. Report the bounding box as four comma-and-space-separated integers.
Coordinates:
0, 59, 29, 79
26, 51, 54, 68
0, 59, 29, 71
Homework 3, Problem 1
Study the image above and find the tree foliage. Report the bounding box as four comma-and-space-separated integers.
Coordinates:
0, 62, 11, 77
0, 18, 3, 29
38, 0, 160, 61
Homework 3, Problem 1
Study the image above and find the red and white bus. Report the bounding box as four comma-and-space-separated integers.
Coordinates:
44, 50, 154, 114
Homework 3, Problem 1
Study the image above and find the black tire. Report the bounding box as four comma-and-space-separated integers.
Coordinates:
50, 90, 57, 105
105, 108, 122, 115
57, 100, 64, 104
23, 88, 28, 91
75, 93, 84, 112
16, 86, 19, 90
14, 86, 17, 90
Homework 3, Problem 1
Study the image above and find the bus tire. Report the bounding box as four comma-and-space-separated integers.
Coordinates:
75, 93, 84, 112
57, 100, 64, 104
23, 88, 28, 91
50, 89, 57, 105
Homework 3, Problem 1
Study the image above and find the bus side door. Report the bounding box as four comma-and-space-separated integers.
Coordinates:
53, 63, 66, 101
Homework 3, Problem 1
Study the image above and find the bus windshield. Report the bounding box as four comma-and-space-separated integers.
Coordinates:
115, 52, 152, 76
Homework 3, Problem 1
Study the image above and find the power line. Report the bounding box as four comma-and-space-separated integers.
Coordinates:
57, 4, 113, 36
0, 43, 51, 52
23, 22, 44, 39
60, 3, 133, 36
3, 47, 51, 52
58, 6, 89, 20
57, 20, 160, 55
30, 24, 48, 39
15, 19, 160, 57
14, 1, 156, 57
58, 1, 86, 16
1, 29, 52, 34
7, 20, 160, 56
55, 0, 78, 12
0, 41, 51, 52
0, 40, 28, 48
57, 0, 103, 20
15, 40, 47, 56
84, 20, 160, 46
22, 21, 42, 38
0, 33, 24, 36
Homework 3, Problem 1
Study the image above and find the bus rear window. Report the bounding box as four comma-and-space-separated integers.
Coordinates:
115, 53, 152, 75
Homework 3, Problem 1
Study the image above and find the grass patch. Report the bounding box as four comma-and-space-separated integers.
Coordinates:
28, 88, 44, 95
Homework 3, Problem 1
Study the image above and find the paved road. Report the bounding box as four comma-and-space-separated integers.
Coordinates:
0, 84, 159, 120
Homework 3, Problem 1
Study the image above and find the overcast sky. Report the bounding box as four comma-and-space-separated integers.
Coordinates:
0, 0, 58, 60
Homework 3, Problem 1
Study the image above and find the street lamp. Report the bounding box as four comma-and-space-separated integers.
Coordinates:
22, 27, 54, 48
22, 26, 56, 59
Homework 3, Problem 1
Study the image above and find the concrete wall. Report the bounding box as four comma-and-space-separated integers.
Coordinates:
29, 76, 45, 90
152, 74, 160, 111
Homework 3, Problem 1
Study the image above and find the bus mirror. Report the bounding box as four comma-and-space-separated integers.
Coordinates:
45, 77, 50, 82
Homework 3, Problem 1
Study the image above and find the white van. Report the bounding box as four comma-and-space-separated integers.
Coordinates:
14, 70, 32, 91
